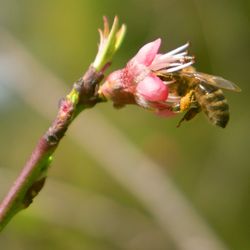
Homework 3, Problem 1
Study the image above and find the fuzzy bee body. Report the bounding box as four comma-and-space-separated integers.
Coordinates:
194, 82, 229, 128
158, 66, 241, 128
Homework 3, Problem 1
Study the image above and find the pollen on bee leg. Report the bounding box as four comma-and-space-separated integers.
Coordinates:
180, 91, 194, 111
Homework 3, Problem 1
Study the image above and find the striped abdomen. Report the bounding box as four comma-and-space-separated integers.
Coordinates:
195, 82, 229, 128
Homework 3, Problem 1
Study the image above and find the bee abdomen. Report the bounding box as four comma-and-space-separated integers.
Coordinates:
195, 83, 229, 128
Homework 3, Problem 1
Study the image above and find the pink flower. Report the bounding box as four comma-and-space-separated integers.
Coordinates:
99, 38, 194, 114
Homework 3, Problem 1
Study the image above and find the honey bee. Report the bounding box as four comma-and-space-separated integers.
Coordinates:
159, 67, 241, 128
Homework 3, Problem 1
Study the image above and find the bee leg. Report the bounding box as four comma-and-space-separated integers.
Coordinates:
177, 107, 201, 128
179, 90, 196, 111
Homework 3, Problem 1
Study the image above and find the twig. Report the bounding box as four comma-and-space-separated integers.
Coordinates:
0, 17, 126, 231
0, 66, 104, 231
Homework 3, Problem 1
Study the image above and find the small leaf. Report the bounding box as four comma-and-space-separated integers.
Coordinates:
93, 16, 126, 71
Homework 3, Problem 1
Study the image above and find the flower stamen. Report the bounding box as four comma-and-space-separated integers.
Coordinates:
160, 61, 194, 73
164, 42, 190, 56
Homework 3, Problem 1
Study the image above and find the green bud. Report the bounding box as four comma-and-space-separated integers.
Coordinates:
93, 16, 126, 71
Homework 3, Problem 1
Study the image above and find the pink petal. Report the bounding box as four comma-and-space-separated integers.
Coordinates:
155, 109, 176, 117
136, 74, 168, 102
133, 39, 161, 66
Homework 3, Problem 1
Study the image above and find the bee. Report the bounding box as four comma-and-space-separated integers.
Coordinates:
158, 67, 241, 128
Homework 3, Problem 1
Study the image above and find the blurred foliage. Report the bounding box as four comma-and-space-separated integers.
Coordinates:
0, 0, 250, 249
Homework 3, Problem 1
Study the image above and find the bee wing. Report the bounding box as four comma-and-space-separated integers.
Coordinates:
194, 72, 241, 92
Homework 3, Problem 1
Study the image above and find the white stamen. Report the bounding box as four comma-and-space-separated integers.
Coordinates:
162, 61, 194, 73
155, 51, 187, 63
150, 41, 193, 72
169, 63, 182, 67
163, 80, 176, 85
165, 42, 189, 56
174, 51, 187, 57
166, 94, 181, 102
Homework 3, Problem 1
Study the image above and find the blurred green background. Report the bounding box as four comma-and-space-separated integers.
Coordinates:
0, 0, 249, 249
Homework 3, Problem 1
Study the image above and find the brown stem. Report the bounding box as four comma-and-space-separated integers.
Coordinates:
0, 66, 104, 231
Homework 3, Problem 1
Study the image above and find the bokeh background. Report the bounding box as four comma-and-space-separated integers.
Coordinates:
0, 0, 249, 249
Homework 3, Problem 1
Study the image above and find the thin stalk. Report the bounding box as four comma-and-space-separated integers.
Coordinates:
0, 66, 104, 231
0, 16, 125, 231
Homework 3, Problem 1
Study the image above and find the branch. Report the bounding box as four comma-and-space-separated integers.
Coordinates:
0, 16, 126, 231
